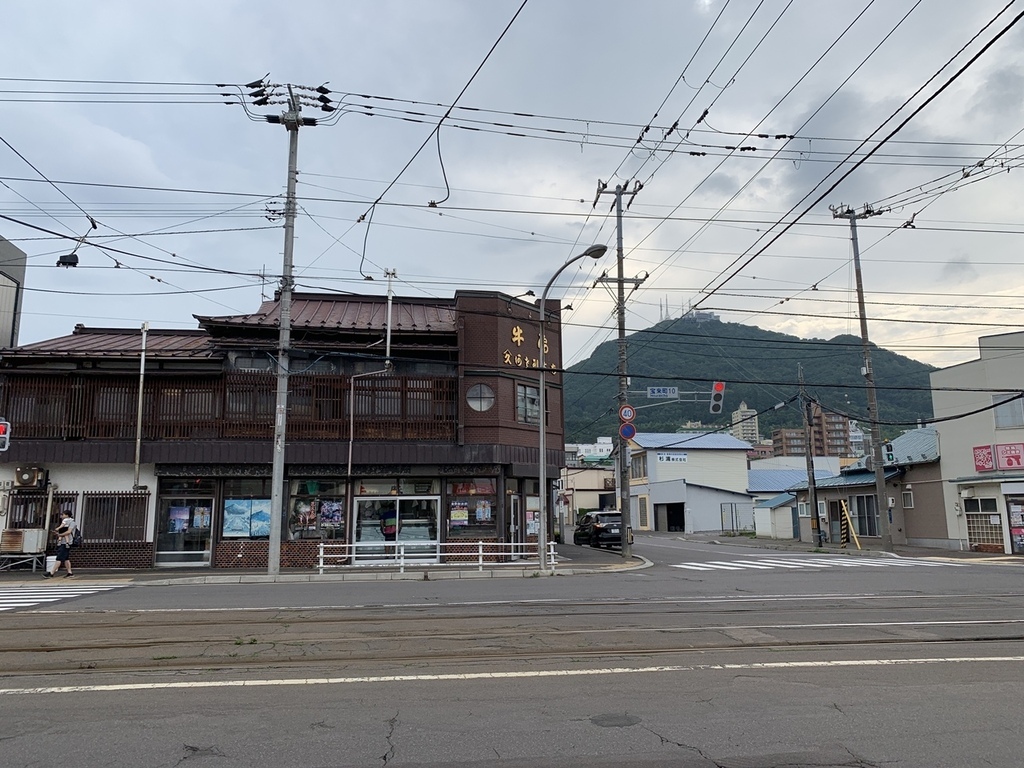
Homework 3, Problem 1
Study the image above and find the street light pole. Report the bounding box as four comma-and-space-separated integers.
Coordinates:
537, 244, 607, 574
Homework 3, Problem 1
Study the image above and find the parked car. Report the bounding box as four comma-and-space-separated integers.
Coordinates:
573, 512, 633, 548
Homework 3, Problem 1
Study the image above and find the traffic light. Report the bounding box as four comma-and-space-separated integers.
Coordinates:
709, 381, 726, 414
884, 442, 895, 463
0, 420, 10, 452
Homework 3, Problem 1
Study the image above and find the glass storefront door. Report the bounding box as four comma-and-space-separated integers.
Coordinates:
156, 497, 213, 566
353, 496, 438, 561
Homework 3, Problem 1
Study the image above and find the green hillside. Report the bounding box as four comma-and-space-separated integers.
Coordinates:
563, 315, 935, 443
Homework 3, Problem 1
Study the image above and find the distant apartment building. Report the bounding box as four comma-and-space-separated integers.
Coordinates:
772, 405, 853, 458
566, 437, 614, 466
729, 401, 760, 444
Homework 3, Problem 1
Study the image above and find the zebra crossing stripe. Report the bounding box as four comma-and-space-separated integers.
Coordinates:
0, 585, 125, 612
669, 557, 971, 573
705, 561, 775, 569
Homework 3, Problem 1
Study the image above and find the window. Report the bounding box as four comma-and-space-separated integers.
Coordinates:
630, 452, 648, 480
466, 383, 495, 412
849, 493, 878, 537
798, 501, 809, 518
902, 490, 914, 509
994, 395, 1024, 429
82, 491, 149, 542
516, 383, 540, 424
638, 496, 649, 528
446, 478, 497, 539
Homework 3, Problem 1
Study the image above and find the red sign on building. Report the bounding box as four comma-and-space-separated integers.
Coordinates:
995, 442, 1024, 470
973, 444, 995, 472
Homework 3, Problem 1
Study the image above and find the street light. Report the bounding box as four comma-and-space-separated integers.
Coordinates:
537, 244, 607, 574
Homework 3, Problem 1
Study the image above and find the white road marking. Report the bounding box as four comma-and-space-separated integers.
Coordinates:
2, 655, 1022, 695
0, 585, 126, 612
671, 557, 970, 573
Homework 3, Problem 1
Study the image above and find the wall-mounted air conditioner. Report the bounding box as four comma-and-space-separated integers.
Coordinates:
13, 467, 46, 488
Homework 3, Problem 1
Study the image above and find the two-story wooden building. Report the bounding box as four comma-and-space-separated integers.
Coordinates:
0, 290, 569, 569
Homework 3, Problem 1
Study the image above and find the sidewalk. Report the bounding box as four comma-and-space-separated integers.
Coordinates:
0, 541, 651, 585
675, 531, 1023, 563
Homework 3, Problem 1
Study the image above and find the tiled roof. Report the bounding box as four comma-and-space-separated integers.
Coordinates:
196, 293, 458, 333
7, 327, 217, 359
632, 432, 752, 450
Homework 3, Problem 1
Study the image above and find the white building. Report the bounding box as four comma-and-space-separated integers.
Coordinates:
729, 401, 760, 443
628, 432, 753, 533
932, 331, 1024, 555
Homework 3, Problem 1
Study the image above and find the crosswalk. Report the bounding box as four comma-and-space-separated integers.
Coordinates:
0, 584, 127, 612
669, 556, 970, 573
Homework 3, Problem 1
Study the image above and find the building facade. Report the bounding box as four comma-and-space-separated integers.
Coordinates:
628, 432, 753, 533
0, 291, 570, 569
932, 331, 1024, 554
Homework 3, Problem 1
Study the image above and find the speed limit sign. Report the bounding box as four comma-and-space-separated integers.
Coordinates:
619, 404, 636, 422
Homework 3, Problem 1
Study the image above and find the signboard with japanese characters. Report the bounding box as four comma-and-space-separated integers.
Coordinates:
502, 322, 557, 375
973, 444, 995, 472
996, 442, 1024, 470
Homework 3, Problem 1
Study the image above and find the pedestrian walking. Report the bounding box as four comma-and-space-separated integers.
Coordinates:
44, 510, 77, 578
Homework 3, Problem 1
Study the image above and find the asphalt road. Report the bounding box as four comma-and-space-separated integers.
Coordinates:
1, 535, 1022, 767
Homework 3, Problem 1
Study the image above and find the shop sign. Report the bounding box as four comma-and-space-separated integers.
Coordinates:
995, 443, 1024, 470
973, 444, 995, 472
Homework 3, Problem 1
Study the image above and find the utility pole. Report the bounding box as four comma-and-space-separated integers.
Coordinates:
231, 77, 338, 575
799, 365, 822, 546
830, 203, 893, 552
595, 181, 645, 558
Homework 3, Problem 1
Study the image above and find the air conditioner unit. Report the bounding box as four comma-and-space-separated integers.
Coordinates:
13, 467, 46, 488
0, 528, 48, 554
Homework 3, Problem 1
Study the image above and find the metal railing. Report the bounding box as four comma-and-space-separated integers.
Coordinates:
316, 540, 556, 574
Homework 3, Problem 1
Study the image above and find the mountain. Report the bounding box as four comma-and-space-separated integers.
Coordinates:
563, 315, 936, 443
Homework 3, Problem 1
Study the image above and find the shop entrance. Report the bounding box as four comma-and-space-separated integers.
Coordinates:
508, 494, 523, 559
156, 497, 213, 566
353, 496, 439, 561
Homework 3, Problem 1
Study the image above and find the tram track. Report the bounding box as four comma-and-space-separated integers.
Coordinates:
3, 633, 1023, 679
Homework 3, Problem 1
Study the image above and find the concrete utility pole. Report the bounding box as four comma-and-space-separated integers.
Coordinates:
799, 365, 822, 545
595, 181, 646, 558
830, 203, 893, 552
231, 77, 339, 575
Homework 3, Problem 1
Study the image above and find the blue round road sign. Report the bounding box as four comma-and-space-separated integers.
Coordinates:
619, 422, 637, 440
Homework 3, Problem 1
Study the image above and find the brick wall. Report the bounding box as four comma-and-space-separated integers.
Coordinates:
212, 540, 324, 568
53, 542, 155, 569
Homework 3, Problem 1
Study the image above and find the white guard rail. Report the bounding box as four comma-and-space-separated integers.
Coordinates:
316, 540, 556, 575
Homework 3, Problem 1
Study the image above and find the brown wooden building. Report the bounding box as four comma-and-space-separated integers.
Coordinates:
0, 291, 569, 569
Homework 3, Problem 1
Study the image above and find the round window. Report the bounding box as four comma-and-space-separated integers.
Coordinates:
466, 383, 496, 412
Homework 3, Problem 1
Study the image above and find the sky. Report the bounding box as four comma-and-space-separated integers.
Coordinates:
2, 0, 1024, 376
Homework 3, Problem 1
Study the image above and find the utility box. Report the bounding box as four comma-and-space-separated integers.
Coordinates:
0, 528, 48, 554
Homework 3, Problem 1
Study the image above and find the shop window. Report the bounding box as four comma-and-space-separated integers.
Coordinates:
221, 478, 273, 539
289, 479, 346, 541
516, 384, 540, 425
446, 479, 498, 539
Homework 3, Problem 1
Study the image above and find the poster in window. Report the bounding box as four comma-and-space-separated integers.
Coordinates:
193, 507, 211, 529
450, 501, 469, 526
223, 499, 252, 538
320, 500, 344, 528
167, 506, 190, 534
475, 500, 492, 522
250, 499, 272, 537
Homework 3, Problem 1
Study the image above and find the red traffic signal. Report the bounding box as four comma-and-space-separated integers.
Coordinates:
0, 419, 10, 452
709, 382, 726, 414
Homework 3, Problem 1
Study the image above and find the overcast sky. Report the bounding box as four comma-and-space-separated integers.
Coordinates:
2, 0, 1023, 375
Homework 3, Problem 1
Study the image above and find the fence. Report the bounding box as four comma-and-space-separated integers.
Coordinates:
316, 540, 556, 574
